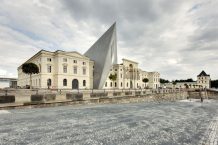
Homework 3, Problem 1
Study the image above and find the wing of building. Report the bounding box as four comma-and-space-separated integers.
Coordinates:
161, 70, 211, 89
102, 58, 160, 89
18, 50, 94, 89
17, 23, 160, 90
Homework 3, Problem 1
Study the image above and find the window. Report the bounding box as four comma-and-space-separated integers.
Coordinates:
47, 79, 51, 86
63, 79, 67, 86
127, 82, 128, 87
83, 68, 86, 75
63, 66, 67, 73
110, 82, 112, 87
120, 74, 122, 78
63, 58, 67, 62
47, 65, 51, 73
105, 82, 107, 87
83, 62, 86, 65
47, 58, 52, 62
115, 69, 117, 71
83, 80, 86, 87
73, 66, 77, 74
73, 60, 77, 63
121, 82, 122, 87
115, 82, 117, 87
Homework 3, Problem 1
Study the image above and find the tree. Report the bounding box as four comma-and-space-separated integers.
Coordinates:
142, 78, 149, 88
109, 73, 117, 88
211, 80, 218, 88
22, 63, 39, 89
172, 81, 177, 88
160, 78, 169, 84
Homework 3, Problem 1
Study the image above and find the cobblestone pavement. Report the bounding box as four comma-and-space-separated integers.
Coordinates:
0, 101, 218, 145
200, 117, 218, 145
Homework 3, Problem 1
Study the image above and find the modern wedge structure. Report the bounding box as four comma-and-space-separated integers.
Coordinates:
17, 23, 160, 89
84, 23, 117, 89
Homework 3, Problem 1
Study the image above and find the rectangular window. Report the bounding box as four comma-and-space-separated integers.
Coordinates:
74, 66, 77, 74
83, 68, 86, 75
63, 58, 67, 62
47, 58, 52, 62
105, 82, 107, 87
47, 65, 51, 73
73, 60, 77, 63
83, 62, 86, 65
120, 74, 122, 78
63, 66, 67, 73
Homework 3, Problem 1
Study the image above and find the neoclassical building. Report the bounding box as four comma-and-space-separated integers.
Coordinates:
18, 50, 94, 89
18, 23, 160, 89
103, 59, 160, 89
197, 71, 211, 88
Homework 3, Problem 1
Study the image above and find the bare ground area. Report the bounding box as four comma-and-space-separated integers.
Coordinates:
0, 100, 218, 145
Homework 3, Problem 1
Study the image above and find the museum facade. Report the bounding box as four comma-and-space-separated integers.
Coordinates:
17, 23, 160, 89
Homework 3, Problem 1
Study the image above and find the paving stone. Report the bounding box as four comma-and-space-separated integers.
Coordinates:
0, 101, 218, 145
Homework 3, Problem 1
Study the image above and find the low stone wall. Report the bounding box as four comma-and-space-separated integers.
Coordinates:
66, 93, 83, 101
31, 94, 56, 102
188, 90, 218, 100
0, 89, 188, 106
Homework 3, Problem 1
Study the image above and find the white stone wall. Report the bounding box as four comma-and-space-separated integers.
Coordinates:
148, 72, 160, 89
197, 76, 211, 88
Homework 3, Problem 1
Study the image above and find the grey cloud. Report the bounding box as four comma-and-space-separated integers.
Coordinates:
0, 0, 217, 80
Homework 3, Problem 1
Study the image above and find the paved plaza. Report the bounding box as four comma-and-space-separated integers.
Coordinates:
0, 100, 218, 145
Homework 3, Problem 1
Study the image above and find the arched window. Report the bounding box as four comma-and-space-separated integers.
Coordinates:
47, 79, 51, 87
83, 80, 86, 87
63, 79, 67, 86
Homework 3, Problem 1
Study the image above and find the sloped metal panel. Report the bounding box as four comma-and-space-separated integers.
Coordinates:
84, 23, 117, 89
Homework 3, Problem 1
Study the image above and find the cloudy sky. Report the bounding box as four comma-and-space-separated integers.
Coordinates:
0, 0, 217, 80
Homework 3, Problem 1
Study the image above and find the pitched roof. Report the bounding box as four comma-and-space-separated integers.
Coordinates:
198, 70, 210, 77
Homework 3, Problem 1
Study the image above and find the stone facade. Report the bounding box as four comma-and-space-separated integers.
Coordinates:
103, 59, 160, 89
17, 50, 94, 89
197, 71, 211, 88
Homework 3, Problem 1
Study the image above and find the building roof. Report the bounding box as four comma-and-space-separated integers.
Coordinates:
197, 70, 210, 77
122, 58, 138, 64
